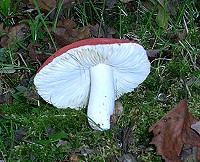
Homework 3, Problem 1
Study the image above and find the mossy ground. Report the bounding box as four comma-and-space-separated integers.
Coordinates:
0, 0, 200, 161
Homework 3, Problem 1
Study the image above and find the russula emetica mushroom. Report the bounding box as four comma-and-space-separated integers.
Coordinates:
34, 38, 150, 130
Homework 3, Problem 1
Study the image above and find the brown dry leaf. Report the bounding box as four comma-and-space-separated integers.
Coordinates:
57, 19, 77, 29
27, 42, 48, 63
35, 0, 56, 11
14, 128, 29, 143
54, 19, 91, 47
89, 23, 115, 38
146, 49, 161, 58
23, 89, 39, 105
27, 0, 75, 12
141, 1, 154, 11
116, 125, 135, 154
70, 154, 80, 162
0, 90, 13, 105
191, 121, 200, 135
149, 100, 200, 162
0, 23, 29, 48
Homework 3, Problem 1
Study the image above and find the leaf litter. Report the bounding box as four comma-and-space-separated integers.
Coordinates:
149, 100, 200, 161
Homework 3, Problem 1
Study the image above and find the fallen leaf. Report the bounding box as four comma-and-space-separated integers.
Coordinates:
149, 100, 200, 161
70, 154, 80, 162
57, 19, 77, 29
146, 48, 171, 63
191, 121, 200, 135
146, 49, 161, 58
0, 94, 10, 104
116, 125, 135, 154
35, 0, 56, 12
27, 0, 75, 12
27, 42, 48, 63
0, 23, 29, 48
14, 128, 29, 143
89, 23, 115, 38
23, 89, 39, 105
54, 19, 91, 47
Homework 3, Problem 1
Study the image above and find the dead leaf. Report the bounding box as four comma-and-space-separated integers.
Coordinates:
89, 23, 115, 38
36, 0, 56, 11
27, 0, 75, 12
191, 121, 200, 135
149, 100, 200, 161
54, 19, 91, 47
57, 19, 77, 29
141, 1, 154, 11
27, 42, 48, 63
0, 89, 13, 105
14, 128, 29, 143
116, 125, 135, 154
70, 154, 80, 162
23, 89, 39, 105
0, 23, 29, 48
146, 49, 161, 58
146, 48, 171, 63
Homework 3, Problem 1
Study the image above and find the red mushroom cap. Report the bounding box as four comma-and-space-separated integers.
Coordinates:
37, 38, 135, 72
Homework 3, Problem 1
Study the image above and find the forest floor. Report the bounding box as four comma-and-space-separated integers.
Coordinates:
0, 0, 200, 161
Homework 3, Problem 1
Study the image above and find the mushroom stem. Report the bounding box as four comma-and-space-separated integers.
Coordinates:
87, 63, 115, 130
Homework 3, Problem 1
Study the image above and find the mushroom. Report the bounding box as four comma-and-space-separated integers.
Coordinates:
34, 38, 150, 130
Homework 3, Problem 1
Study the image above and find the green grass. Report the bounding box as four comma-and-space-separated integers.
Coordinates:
0, 0, 200, 161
